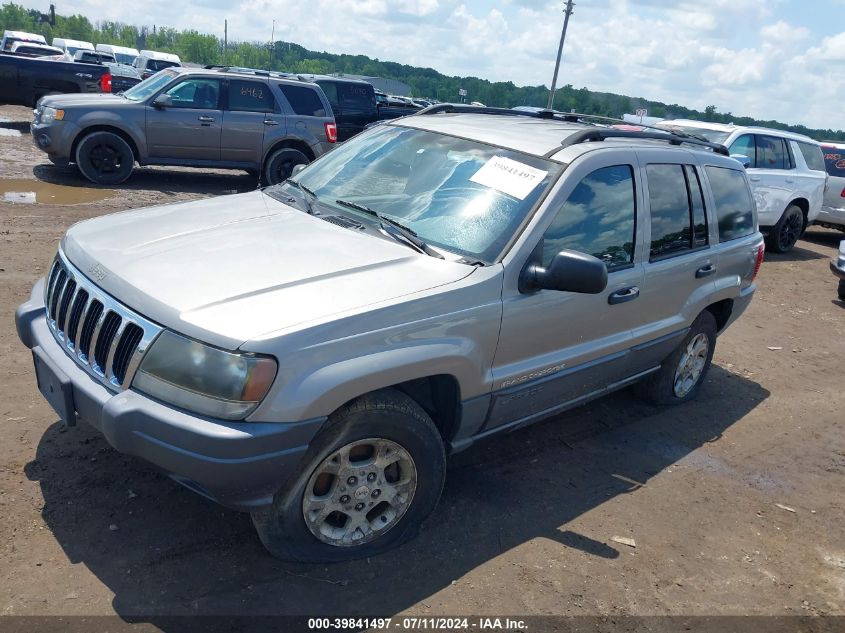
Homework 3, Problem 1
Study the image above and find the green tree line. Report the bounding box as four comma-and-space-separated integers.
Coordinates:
2, 2, 843, 140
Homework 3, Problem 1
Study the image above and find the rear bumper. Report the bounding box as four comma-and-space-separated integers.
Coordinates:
723, 284, 756, 332
15, 279, 324, 511
831, 262, 845, 281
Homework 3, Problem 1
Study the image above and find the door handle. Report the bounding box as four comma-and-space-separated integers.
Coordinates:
785, 178, 794, 183
263, 119, 280, 126
608, 286, 640, 305
198, 115, 215, 122
749, 176, 761, 182
696, 264, 716, 278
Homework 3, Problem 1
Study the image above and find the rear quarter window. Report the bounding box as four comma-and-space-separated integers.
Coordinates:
704, 166, 755, 242
822, 147, 845, 177
797, 142, 825, 172
279, 84, 327, 117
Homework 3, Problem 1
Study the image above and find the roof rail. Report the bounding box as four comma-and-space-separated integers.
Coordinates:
416, 103, 730, 156
559, 129, 729, 156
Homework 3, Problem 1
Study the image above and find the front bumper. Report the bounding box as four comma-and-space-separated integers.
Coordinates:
30, 119, 79, 163
16, 279, 324, 511
816, 205, 845, 229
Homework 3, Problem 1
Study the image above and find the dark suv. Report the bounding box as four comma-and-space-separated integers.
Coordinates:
297, 75, 377, 141
31, 67, 337, 185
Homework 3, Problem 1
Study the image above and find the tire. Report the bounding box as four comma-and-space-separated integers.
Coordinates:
765, 204, 804, 253
75, 131, 134, 185
635, 311, 717, 406
262, 148, 309, 186
838, 279, 845, 301
252, 388, 446, 562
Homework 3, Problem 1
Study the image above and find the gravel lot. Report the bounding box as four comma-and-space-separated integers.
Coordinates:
1, 104, 844, 630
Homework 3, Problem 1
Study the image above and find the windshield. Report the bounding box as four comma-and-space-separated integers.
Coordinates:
149, 59, 179, 72
114, 53, 136, 65
123, 69, 177, 101
276, 125, 561, 262
656, 123, 731, 144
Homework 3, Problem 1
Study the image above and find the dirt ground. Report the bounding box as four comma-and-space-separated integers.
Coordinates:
1, 103, 844, 630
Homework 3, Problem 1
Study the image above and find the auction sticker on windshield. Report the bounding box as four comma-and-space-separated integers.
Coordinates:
469, 155, 548, 200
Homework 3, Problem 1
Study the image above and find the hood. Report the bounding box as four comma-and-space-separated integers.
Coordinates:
61, 191, 475, 349
41, 93, 128, 108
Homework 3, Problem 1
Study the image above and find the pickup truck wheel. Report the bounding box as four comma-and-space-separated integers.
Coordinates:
766, 205, 804, 253
263, 148, 309, 186
251, 389, 446, 562
838, 280, 845, 301
75, 131, 134, 185
635, 311, 717, 405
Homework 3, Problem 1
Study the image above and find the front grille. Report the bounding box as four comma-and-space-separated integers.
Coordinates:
44, 252, 163, 390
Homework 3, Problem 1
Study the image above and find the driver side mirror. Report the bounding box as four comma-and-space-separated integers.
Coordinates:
519, 249, 608, 294
152, 94, 172, 109
730, 154, 752, 169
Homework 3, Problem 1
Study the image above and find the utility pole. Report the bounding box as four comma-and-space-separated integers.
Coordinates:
223, 19, 228, 65
546, 0, 575, 110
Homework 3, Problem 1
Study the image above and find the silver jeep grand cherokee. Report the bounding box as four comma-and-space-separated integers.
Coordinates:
16, 106, 764, 562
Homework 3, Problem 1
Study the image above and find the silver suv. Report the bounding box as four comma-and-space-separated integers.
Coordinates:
31, 67, 337, 185
658, 120, 826, 253
16, 106, 764, 561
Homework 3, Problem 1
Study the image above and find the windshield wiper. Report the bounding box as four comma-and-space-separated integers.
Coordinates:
335, 199, 444, 259
285, 179, 318, 215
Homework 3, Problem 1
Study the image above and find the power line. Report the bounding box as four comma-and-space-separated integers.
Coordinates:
547, 0, 575, 110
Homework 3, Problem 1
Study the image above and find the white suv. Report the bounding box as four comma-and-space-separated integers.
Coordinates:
659, 120, 826, 253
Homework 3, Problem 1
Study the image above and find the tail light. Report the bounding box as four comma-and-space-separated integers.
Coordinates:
100, 72, 112, 93
840, 187, 845, 198
751, 242, 765, 282
324, 122, 337, 143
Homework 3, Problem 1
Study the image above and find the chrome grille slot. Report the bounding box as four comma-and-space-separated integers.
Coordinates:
48, 269, 67, 319
113, 324, 144, 384
43, 253, 164, 391
94, 311, 121, 371
78, 300, 103, 359
56, 279, 77, 334
66, 290, 89, 348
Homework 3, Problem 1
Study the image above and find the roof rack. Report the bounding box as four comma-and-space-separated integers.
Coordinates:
416, 103, 730, 156
202, 65, 308, 81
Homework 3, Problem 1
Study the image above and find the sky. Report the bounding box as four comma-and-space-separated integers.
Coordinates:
17, 0, 845, 131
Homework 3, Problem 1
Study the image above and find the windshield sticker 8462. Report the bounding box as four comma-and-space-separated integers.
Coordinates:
469, 155, 548, 200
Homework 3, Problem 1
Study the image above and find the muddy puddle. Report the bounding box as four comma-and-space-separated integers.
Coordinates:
1, 179, 115, 205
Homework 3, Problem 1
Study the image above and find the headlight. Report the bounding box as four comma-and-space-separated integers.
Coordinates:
132, 331, 277, 420
40, 107, 64, 123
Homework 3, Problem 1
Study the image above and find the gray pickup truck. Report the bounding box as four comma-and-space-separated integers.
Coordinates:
16, 106, 763, 562
31, 66, 337, 185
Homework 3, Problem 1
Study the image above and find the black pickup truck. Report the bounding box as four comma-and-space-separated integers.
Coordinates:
0, 53, 112, 107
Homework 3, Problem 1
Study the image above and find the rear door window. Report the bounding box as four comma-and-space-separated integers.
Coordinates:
279, 84, 326, 117
228, 79, 275, 113
823, 147, 845, 177
797, 141, 826, 172
646, 164, 699, 260
704, 166, 755, 241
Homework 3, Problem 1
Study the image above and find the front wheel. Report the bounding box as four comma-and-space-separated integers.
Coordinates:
766, 205, 804, 253
635, 311, 717, 405
75, 131, 134, 185
252, 389, 446, 562
262, 148, 310, 186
